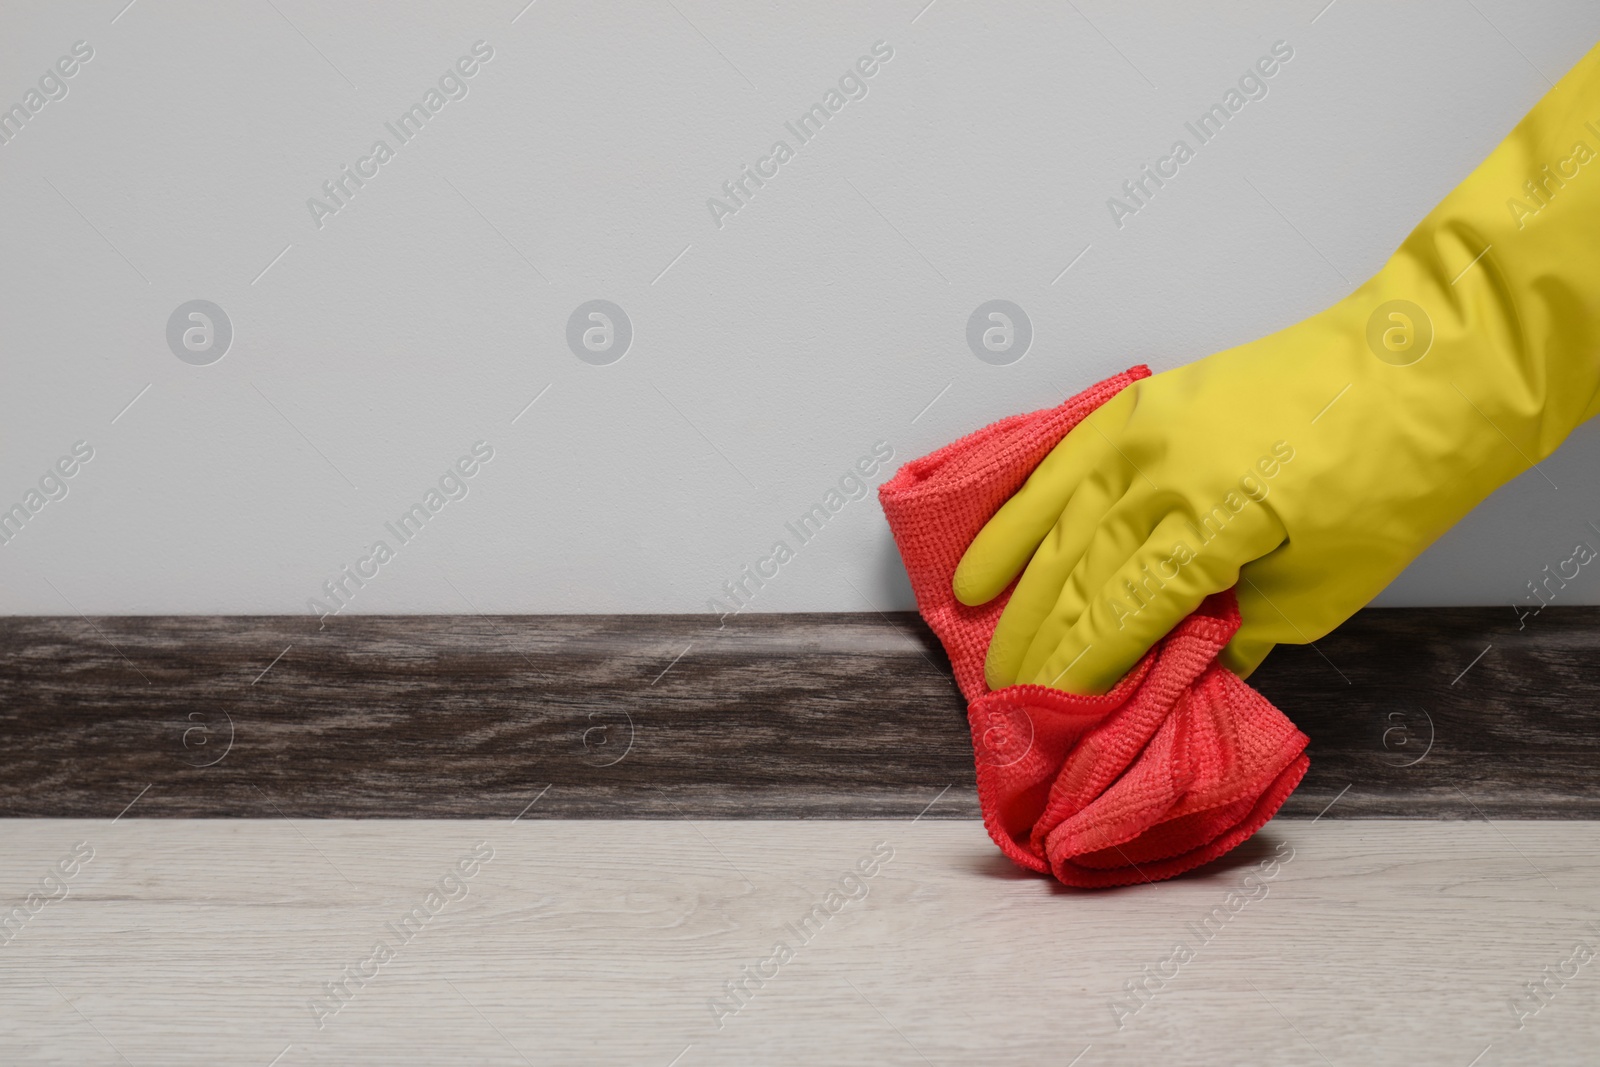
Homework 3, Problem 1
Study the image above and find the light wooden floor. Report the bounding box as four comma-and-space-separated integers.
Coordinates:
2, 818, 1598, 1066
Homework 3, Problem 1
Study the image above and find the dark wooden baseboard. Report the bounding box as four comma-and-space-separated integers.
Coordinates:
1, 608, 1596, 819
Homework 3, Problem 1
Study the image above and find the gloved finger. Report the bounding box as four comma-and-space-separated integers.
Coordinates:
1026, 508, 1284, 694
1011, 494, 1156, 688
982, 470, 1127, 689
1223, 540, 1352, 678
1219, 631, 1275, 678
953, 389, 1136, 607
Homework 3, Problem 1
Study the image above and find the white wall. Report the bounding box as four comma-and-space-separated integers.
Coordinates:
3, 0, 1599, 618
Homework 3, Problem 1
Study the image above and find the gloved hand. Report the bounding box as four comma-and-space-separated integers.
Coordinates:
955, 40, 1600, 695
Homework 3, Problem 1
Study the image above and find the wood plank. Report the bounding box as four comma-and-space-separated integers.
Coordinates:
2, 818, 1598, 1065
1254, 606, 1600, 818
0, 613, 971, 819
0, 608, 1596, 818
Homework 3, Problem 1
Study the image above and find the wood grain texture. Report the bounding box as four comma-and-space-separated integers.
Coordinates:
1, 608, 1597, 819
0, 612, 970, 820
2, 818, 1598, 1066
1253, 606, 1600, 818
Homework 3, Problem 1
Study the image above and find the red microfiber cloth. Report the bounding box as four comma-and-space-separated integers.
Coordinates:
878, 367, 1310, 888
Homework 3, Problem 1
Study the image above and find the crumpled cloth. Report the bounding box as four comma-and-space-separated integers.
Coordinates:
878, 366, 1310, 887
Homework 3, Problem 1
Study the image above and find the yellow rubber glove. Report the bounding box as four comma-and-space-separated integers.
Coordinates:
955, 40, 1600, 695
